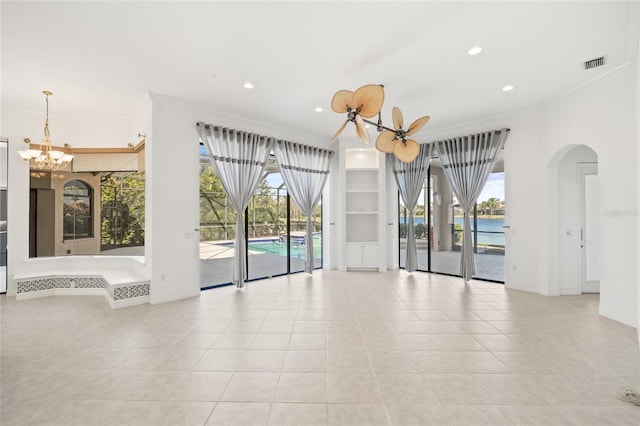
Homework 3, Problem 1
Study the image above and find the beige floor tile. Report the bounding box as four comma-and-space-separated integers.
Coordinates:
441, 310, 483, 321
206, 402, 271, 426
472, 374, 552, 405
259, 320, 295, 333
149, 348, 208, 371
220, 372, 280, 402
328, 350, 372, 372
385, 404, 449, 426
293, 320, 328, 333
328, 404, 389, 425
296, 310, 328, 320
454, 321, 502, 334
499, 406, 575, 425
192, 320, 232, 333
328, 333, 365, 350
443, 405, 512, 425
424, 373, 493, 405
452, 351, 509, 373
327, 320, 361, 333
171, 332, 220, 349
114, 370, 184, 400
227, 320, 264, 333
167, 371, 232, 401
327, 372, 381, 403
250, 333, 291, 350
274, 372, 328, 403
194, 349, 246, 371
422, 320, 466, 334
212, 333, 256, 349
410, 351, 467, 373
238, 350, 286, 372
267, 403, 328, 426
369, 350, 418, 372
283, 350, 327, 372
3, 270, 640, 425
289, 333, 327, 350
376, 373, 437, 404
266, 310, 298, 320
118, 401, 217, 426
363, 332, 406, 350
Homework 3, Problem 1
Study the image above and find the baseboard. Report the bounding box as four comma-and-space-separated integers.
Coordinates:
150, 289, 201, 305
108, 295, 150, 309
599, 305, 638, 328
504, 283, 541, 294
16, 289, 56, 300
559, 288, 581, 295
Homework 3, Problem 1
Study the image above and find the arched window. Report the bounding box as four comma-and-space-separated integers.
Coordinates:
63, 180, 93, 240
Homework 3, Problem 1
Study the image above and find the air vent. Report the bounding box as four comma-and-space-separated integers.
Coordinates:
584, 56, 606, 70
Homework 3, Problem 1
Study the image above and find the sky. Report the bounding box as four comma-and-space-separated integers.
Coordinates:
477, 172, 505, 202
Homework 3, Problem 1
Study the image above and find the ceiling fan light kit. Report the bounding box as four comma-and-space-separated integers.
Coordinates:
330, 84, 430, 162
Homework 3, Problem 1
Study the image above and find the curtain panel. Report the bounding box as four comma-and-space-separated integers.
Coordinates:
196, 122, 274, 288
390, 142, 434, 272
273, 140, 334, 273
434, 128, 509, 281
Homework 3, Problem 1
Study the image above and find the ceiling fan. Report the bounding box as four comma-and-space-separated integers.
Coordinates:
330, 84, 430, 162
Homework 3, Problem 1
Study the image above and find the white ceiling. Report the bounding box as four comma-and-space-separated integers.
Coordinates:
2, 1, 636, 141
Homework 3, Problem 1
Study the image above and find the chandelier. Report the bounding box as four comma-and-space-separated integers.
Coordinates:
330, 84, 430, 162
17, 91, 74, 171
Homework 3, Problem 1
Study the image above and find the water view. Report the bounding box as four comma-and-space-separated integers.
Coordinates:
401, 217, 505, 247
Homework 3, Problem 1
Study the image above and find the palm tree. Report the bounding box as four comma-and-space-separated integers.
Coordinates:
485, 197, 502, 215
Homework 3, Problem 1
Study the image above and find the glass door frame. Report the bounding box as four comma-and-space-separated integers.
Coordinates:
398, 161, 506, 284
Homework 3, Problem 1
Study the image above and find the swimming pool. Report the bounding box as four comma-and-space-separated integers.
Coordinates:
248, 235, 321, 259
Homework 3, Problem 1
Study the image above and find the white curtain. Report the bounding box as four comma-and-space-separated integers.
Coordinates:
435, 128, 509, 281
274, 140, 333, 273
391, 143, 433, 272
196, 122, 274, 289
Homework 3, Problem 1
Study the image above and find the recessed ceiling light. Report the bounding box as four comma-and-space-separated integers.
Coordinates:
243, 82, 254, 89
502, 85, 514, 92
468, 46, 482, 55
314, 106, 323, 112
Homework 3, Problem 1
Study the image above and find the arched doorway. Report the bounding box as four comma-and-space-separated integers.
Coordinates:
548, 144, 599, 295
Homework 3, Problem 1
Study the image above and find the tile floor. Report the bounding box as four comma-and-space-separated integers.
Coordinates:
1, 270, 639, 425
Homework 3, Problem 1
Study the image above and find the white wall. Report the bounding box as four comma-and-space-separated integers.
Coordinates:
419, 65, 638, 328
538, 66, 638, 326
145, 94, 330, 303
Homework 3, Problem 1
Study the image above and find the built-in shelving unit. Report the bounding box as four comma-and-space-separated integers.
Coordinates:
342, 148, 385, 271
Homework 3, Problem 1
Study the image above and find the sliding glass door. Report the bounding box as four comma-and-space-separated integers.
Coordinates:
429, 159, 463, 276
398, 153, 505, 283
247, 175, 289, 280
199, 146, 322, 288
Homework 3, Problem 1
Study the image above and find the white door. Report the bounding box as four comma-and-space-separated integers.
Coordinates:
580, 166, 600, 293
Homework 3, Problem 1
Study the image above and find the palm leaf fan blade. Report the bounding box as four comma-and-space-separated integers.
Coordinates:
375, 130, 397, 153
393, 139, 420, 162
331, 90, 355, 113
330, 119, 349, 143
406, 116, 431, 136
355, 114, 370, 145
353, 84, 385, 118
392, 106, 404, 130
